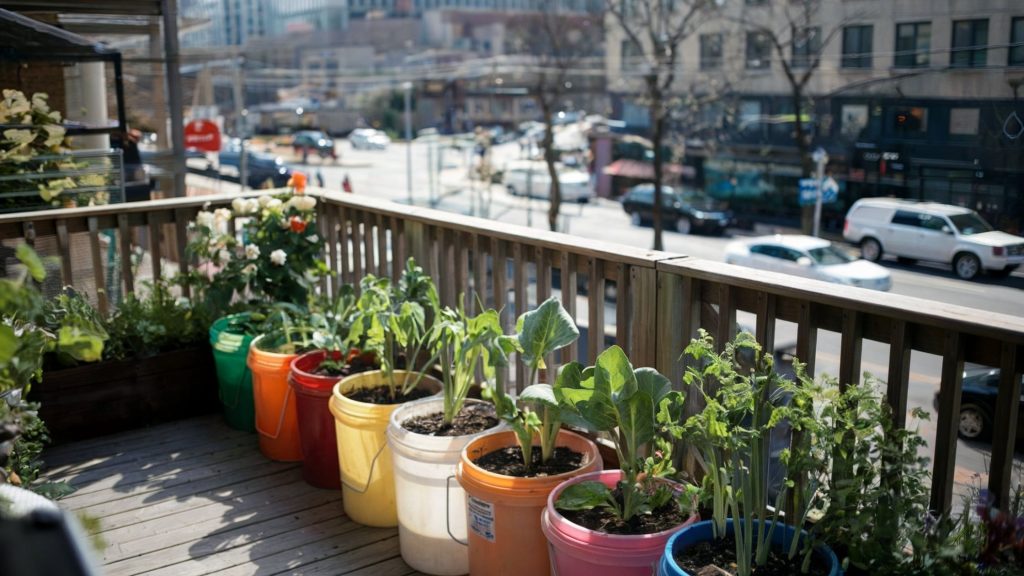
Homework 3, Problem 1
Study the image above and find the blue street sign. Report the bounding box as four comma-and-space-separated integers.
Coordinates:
798, 178, 818, 206
821, 177, 839, 203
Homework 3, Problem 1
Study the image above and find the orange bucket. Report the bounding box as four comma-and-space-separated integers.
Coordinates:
248, 335, 303, 462
457, 429, 602, 576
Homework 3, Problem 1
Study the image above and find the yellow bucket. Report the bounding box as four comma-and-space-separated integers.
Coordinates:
329, 370, 441, 527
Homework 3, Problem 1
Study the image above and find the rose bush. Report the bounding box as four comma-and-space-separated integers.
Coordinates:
178, 178, 327, 313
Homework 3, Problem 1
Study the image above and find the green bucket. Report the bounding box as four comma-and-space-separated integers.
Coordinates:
210, 314, 257, 432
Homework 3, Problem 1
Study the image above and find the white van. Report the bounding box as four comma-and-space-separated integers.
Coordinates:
842, 198, 1024, 280
502, 161, 593, 203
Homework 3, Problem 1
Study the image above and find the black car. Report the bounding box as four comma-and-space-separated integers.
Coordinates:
620, 184, 732, 235
291, 130, 337, 161
943, 365, 1024, 443
218, 146, 293, 188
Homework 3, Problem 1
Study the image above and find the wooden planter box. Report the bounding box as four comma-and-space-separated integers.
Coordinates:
31, 346, 220, 444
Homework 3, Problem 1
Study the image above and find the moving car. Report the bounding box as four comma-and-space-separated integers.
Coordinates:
724, 234, 893, 291
843, 198, 1024, 280
349, 128, 391, 150
218, 143, 293, 188
621, 184, 732, 235
291, 130, 337, 161
935, 365, 1024, 443
503, 161, 593, 203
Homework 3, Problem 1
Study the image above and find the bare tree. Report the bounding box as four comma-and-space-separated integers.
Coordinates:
608, 0, 719, 250
740, 0, 847, 232
508, 5, 604, 232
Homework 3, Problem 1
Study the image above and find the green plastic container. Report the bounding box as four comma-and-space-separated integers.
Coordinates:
210, 314, 257, 432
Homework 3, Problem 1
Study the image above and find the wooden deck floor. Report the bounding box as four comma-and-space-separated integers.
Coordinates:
41, 415, 426, 576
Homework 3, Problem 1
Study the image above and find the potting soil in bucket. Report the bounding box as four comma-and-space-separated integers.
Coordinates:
387, 398, 505, 576
289, 350, 349, 489
328, 370, 441, 527
456, 429, 603, 576
210, 315, 256, 432
541, 470, 699, 576
248, 335, 303, 462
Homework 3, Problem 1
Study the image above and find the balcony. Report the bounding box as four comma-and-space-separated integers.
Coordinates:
3, 188, 1024, 574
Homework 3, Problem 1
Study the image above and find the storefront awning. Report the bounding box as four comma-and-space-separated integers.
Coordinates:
603, 159, 694, 180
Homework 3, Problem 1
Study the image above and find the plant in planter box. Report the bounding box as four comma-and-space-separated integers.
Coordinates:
458, 297, 604, 576
385, 302, 513, 575
1, 246, 103, 494
664, 330, 838, 576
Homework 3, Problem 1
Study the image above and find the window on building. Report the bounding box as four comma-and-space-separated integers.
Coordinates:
746, 32, 771, 69
893, 107, 928, 134
951, 19, 988, 68
840, 104, 869, 139
949, 108, 980, 136
792, 27, 821, 68
739, 100, 763, 131
621, 39, 643, 71
1010, 17, 1024, 66
842, 25, 873, 68
894, 22, 930, 68
700, 33, 723, 70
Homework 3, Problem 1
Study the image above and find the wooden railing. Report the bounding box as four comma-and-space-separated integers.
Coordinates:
2, 189, 1023, 514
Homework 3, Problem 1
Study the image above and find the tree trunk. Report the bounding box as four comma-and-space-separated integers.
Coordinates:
649, 78, 665, 251
540, 96, 561, 232
791, 86, 815, 234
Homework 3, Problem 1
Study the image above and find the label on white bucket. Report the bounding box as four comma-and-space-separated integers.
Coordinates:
468, 496, 495, 542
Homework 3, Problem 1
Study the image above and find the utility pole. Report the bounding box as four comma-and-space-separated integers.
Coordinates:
233, 58, 247, 190
812, 147, 828, 238
403, 81, 413, 205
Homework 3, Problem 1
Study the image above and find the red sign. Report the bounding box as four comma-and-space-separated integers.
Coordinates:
184, 119, 221, 152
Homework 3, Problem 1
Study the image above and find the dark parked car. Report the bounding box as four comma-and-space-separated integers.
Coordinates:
620, 184, 732, 235
218, 146, 293, 188
291, 130, 337, 161
940, 365, 1024, 443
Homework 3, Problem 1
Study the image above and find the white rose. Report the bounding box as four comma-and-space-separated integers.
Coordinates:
3, 129, 35, 145
306, 234, 319, 243
195, 211, 215, 229
245, 244, 260, 260
296, 196, 317, 211
214, 208, 232, 223
257, 195, 273, 207
242, 263, 257, 275
231, 198, 247, 213
245, 199, 260, 214
217, 249, 232, 264
270, 249, 287, 266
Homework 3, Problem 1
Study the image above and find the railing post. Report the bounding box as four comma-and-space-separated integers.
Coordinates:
932, 331, 965, 514
989, 342, 1021, 508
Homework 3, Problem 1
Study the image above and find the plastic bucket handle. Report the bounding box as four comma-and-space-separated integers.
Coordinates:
446, 475, 468, 547
254, 378, 294, 440
339, 441, 387, 495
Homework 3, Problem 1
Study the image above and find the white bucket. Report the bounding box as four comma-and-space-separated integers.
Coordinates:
387, 397, 504, 575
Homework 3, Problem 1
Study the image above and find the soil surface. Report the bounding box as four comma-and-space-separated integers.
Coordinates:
473, 446, 584, 478
402, 403, 498, 436
560, 486, 690, 535
313, 350, 378, 377
345, 384, 434, 405
675, 534, 831, 576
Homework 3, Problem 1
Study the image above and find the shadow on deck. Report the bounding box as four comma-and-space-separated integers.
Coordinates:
42, 415, 425, 576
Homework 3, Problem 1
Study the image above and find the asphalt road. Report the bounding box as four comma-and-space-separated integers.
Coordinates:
277, 138, 1023, 497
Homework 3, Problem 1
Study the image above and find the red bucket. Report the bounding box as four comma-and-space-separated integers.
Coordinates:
289, 350, 345, 489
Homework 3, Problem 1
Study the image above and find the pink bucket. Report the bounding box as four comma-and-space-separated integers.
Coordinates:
541, 470, 699, 576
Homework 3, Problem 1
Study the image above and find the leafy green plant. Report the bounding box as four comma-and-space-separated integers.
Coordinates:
103, 282, 209, 360
554, 345, 690, 523
485, 297, 579, 472
345, 259, 439, 400
41, 289, 107, 366
430, 302, 516, 424
682, 330, 830, 576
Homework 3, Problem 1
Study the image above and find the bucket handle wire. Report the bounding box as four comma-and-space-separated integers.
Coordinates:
446, 475, 469, 546
254, 379, 293, 440
339, 442, 388, 494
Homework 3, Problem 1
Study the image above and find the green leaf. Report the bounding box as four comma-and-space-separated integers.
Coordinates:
16, 244, 45, 282
0, 324, 17, 364
520, 383, 559, 409
620, 390, 655, 463
556, 481, 613, 511
596, 345, 636, 399
517, 297, 579, 373
635, 367, 673, 406
57, 326, 104, 362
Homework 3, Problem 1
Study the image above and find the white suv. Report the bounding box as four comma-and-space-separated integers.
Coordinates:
843, 198, 1024, 280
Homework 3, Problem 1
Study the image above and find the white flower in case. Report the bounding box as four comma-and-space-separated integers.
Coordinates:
245, 244, 260, 260
270, 249, 288, 266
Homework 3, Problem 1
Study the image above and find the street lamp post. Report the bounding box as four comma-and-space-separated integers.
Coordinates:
812, 147, 829, 238
403, 81, 413, 205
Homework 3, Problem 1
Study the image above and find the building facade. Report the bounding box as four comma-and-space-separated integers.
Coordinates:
606, 0, 1024, 233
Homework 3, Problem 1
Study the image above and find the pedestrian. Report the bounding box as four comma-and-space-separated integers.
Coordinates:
342, 174, 353, 194
315, 169, 325, 188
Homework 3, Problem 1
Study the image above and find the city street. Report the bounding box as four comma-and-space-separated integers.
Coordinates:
275, 137, 1024, 495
